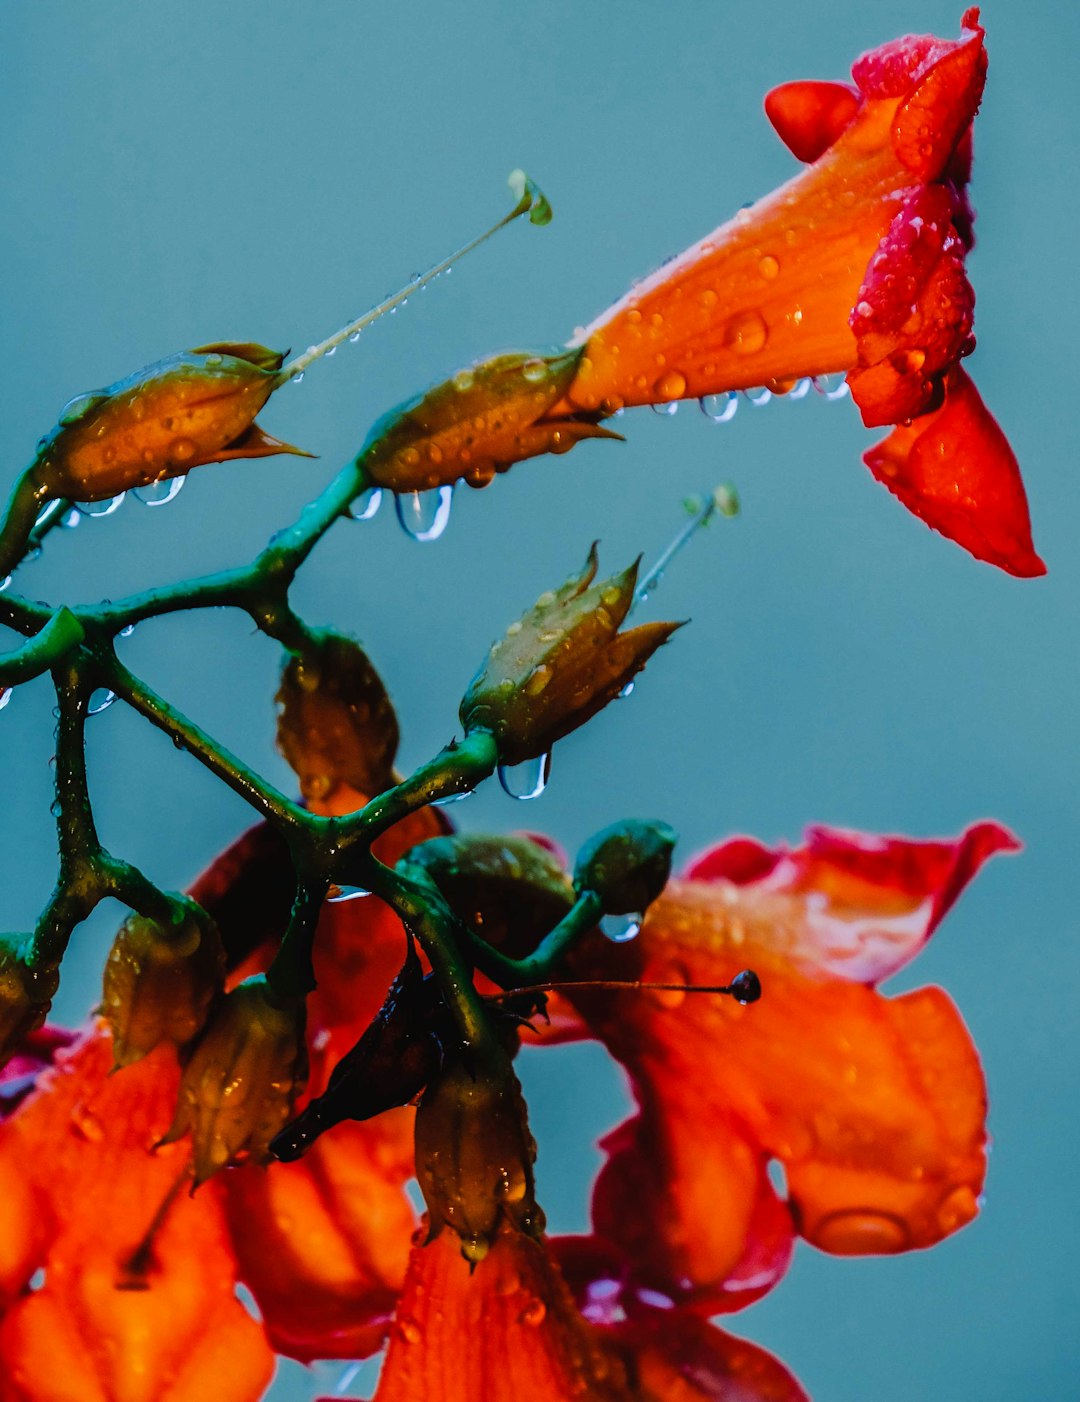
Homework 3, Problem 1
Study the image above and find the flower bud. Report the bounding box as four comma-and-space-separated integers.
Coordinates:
161, 975, 307, 1185
356, 349, 620, 493
276, 631, 399, 805
415, 1043, 543, 1265
34, 342, 311, 502
574, 819, 677, 915
403, 833, 573, 960
100, 907, 225, 1069
271, 941, 441, 1161
460, 546, 683, 764
0, 935, 58, 1068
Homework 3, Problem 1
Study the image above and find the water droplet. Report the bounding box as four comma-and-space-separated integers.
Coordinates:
348, 330, 362, 343
789, 377, 813, 400
699, 392, 739, 424
518, 1298, 547, 1327
59, 508, 82, 530
618, 680, 635, 699
600, 913, 641, 943
729, 969, 761, 1004
292, 371, 305, 385
58, 391, 107, 427
133, 476, 186, 507
326, 885, 371, 903
650, 400, 679, 417
394, 484, 454, 542
722, 310, 768, 356
325, 345, 337, 356
0, 576, 10, 592
744, 386, 772, 408
653, 369, 687, 402
348, 486, 383, 521
813, 374, 850, 401
77, 494, 125, 518
651, 961, 690, 1008
397, 1315, 422, 1345
452, 368, 475, 392
87, 689, 116, 716
758, 254, 780, 280
119, 624, 136, 638
70, 1101, 105, 1142
522, 358, 548, 383
814, 1209, 909, 1255
524, 665, 552, 696
498, 751, 551, 801
29, 1268, 46, 1292
0, 688, 11, 712
936, 1185, 977, 1234
432, 788, 473, 806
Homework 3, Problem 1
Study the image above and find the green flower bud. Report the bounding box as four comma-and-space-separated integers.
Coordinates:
34, 342, 311, 502
415, 1043, 543, 1265
161, 975, 307, 1186
356, 348, 620, 493
101, 907, 225, 1069
402, 833, 573, 960
574, 819, 678, 915
0, 935, 58, 1068
276, 631, 399, 804
460, 546, 683, 764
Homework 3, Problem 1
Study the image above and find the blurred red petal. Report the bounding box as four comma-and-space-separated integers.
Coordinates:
764, 80, 859, 163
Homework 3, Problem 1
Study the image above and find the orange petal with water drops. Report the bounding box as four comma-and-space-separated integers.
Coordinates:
373, 1228, 628, 1402
563, 823, 1014, 1306
224, 1109, 416, 1362
0, 1030, 273, 1402
864, 368, 1046, 577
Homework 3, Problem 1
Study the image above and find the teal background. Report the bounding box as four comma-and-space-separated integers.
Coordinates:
1, 3, 1076, 1398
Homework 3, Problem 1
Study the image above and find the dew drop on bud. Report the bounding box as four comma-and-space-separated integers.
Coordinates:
498, 751, 551, 801
394, 484, 454, 542
699, 392, 738, 424
600, 913, 642, 943
326, 884, 372, 903
133, 476, 187, 507
618, 680, 635, 699
744, 386, 772, 408
87, 688, 117, 716
59, 508, 82, 530
650, 401, 679, 417
348, 486, 383, 521
77, 494, 126, 518
729, 969, 761, 1005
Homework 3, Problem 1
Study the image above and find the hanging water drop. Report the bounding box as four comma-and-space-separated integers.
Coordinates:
348, 330, 362, 344
789, 377, 813, 400
77, 494, 125, 518
744, 386, 772, 407
118, 623, 136, 638
326, 885, 371, 903
0, 576, 11, 593
813, 374, 849, 401
650, 401, 679, 417
133, 476, 186, 507
498, 751, 551, 801
618, 680, 635, 699
292, 371, 305, 385
394, 484, 454, 542
432, 788, 474, 806
699, 393, 739, 424
600, 912, 642, 943
60, 508, 82, 530
87, 689, 116, 716
348, 487, 383, 522
0, 688, 11, 712
325, 345, 337, 356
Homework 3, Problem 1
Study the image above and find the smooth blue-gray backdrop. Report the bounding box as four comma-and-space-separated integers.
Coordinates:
1, 3, 1075, 1399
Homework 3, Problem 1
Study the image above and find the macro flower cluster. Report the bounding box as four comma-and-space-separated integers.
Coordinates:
0, 11, 1035, 1401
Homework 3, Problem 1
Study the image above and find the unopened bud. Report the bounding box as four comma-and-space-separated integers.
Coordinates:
35, 342, 311, 502
161, 975, 307, 1185
357, 349, 620, 494
101, 907, 225, 1068
403, 833, 573, 960
574, 819, 677, 915
415, 1044, 543, 1265
460, 546, 682, 764
0, 936, 58, 1069
276, 631, 399, 805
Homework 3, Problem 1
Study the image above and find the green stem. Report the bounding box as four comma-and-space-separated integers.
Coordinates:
0, 609, 84, 688
0, 468, 52, 582
266, 878, 327, 1000
467, 890, 603, 989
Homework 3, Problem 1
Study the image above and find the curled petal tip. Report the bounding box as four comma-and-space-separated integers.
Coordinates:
764, 80, 859, 162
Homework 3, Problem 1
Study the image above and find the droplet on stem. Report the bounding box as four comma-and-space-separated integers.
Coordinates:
133, 476, 187, 507
77, 494, 126, 518
348, 486, 383, 522
87, 689, 116, 716
600, 912, 642, 943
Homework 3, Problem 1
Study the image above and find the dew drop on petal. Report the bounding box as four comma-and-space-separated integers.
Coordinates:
744, 386, 773, 407
789, 376, 813, 400
815, 1209, 910, 1254
348, 486, 383, 521
699, 392, 739, 424
600, 913, 642, 943
758, 254, 781, 280
87, 689, 116, 716
394, 484, 454, 542
722, 311, 768, 356
618, 680, 635, 699
77, 494, 126, 518
133, 476, 186, 507
650, 400, 679, 417
518, 1298, 547, 1327
498, 751, 551, 801
813, 373, 850, 401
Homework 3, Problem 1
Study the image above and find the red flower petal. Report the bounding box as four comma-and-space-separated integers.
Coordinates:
764, 81, 859, 163
373, 1229, 627, 1401
864, 368, 1047, 577
561, 823, 1013, 1305
847, 185, 975, 428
